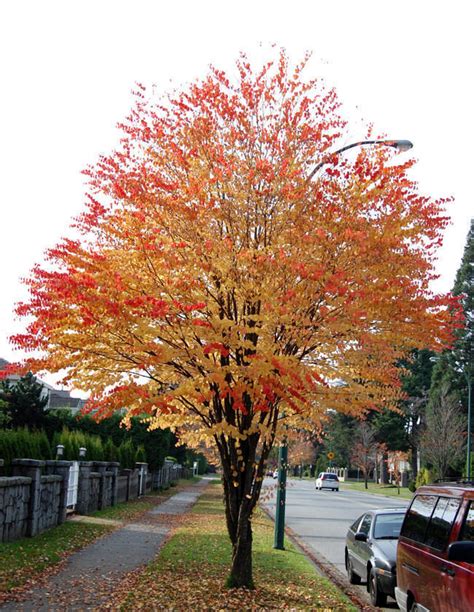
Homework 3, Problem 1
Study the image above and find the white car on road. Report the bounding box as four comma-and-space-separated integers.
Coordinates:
315, 472, 339, 491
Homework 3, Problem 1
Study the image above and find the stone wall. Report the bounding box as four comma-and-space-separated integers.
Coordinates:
0, 476, 30, 542
117, 474, 128, 503
0, 459, 71, 543
1, 457, 192, 543
38, 475, 62, 532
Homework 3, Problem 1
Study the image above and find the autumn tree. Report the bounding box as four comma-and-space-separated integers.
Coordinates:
288, 437, 316, 475
387, 450, 409, 493
10, 52, 457, 588
351, 421, 385, 489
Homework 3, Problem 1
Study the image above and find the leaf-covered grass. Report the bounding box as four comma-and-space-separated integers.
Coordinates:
341, 480, 413, 500
0, 521, 112, 594
111, 486, 357, 610
92, 495, 162, 521
0, 478, 198, 597
92, 477, 200, 521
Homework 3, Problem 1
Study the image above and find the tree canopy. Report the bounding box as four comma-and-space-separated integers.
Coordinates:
10, 51, 457, 587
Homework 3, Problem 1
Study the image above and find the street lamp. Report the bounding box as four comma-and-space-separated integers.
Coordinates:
273, 137, 413, 550
465, 372, 472, 479
307, 139, 413, 182
273, 438, 288, 550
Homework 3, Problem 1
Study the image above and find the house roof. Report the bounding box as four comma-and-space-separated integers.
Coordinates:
1, 357, 84, 410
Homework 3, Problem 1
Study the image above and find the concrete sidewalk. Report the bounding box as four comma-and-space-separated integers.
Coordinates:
1, 478, 210, 611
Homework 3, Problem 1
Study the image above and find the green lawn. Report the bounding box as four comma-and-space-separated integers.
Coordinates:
111, 485, 358, 611
0, 520, 112, 594
341, 479, 414, 500
0, 478, 198, 597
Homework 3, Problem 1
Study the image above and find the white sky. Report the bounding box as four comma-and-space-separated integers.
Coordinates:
1, 0, 473, 383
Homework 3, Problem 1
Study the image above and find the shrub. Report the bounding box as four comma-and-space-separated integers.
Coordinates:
118, 439, 136, 469
52, 428, 110, 461
104, 439, 119, 462
0, 428, 52, 467
415, 467, 432, 489
135, 444, 146, 463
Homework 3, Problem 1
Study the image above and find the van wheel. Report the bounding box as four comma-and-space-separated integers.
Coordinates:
369, 569, 387, 607
345, 553, 361, 585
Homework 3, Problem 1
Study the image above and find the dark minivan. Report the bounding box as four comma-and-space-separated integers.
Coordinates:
396, 483, 474, 612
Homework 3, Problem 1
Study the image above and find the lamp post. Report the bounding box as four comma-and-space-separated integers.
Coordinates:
273, 437, 288, 549
56, 444, 65, 460
466, 373, 472, 479
272, 137, 413, 550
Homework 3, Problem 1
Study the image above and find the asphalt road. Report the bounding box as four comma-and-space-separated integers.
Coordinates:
262, 478, 410, 610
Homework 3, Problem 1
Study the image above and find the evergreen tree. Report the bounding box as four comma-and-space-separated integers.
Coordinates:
0, 373, 48, 429
430, 220, 473, 411
323, 411, 357, 468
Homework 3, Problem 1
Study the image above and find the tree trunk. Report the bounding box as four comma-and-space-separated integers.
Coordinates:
217, 430, 268, 590
380, 452, 389, 484
410, 446, 418, 480
227, 515, 254, 589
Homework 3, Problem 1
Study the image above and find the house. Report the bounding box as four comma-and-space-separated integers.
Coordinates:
0, 357, 86, 414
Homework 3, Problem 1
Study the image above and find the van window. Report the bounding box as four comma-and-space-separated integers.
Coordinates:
424, 497, 460, 550
460, 502, 474, 541
401, 494, 437, 542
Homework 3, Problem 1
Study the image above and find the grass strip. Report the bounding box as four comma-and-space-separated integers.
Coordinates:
341, 480, 413, 500
113, 485, 357, 610
0, 521, 112, 594
0, 477, 198, 596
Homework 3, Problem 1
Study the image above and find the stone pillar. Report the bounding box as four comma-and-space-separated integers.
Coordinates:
108, 462, 120, 506
45, 460, 72, 524
121, 469, 132, 501
11, 459, 44, 537
93, 461, 109, 510
77, 461, 94, 515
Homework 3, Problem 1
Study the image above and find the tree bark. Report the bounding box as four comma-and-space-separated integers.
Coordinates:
217, 429, 270, 589
227, 513, 254, 588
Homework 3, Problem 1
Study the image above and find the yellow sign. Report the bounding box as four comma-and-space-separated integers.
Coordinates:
327, 452, 335, 460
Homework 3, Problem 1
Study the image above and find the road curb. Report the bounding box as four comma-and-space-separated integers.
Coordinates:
260, 505, 377, 612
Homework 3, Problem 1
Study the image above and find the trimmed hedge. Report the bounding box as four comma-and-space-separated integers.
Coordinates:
0, 428, 51, 467
0, 427, 147, 469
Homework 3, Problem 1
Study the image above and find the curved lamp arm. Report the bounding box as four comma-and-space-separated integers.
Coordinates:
307, 139, 413, 182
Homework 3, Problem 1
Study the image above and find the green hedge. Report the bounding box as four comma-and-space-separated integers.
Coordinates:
0, 428, 51, 468
0, 427, 147, 469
